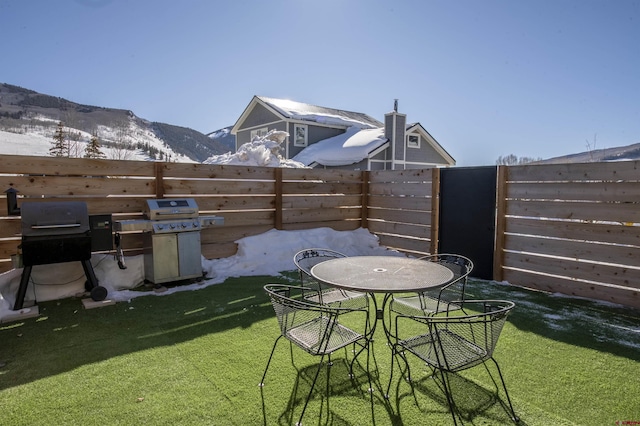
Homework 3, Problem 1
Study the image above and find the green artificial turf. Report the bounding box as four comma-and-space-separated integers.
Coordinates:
1, 274, 639, 425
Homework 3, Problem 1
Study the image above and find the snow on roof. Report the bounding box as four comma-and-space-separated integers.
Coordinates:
293, 127, 388, 167
259, 96, 382, 130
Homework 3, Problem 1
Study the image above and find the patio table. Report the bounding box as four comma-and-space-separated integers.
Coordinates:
310, 255, 454, 392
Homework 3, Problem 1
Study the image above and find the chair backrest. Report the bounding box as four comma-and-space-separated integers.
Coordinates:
263, 283, 365, 355
420, 254, 473, 303
427, 299, 515, 372
293, 248, 347, 289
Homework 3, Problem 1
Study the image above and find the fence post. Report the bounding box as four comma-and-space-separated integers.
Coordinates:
493, 165, 507, 282
154, 162, 165, 199
274, 167, 283, 230
430, 167, 440, 254
361, 170, 369, 229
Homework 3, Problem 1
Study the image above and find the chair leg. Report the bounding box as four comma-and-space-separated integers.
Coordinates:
259, 335, 283, 386
488, 357, 519, 423
437, 369, 460, 426
298, 354, 327, 426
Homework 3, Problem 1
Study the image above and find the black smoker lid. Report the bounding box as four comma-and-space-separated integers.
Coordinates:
21, 201, 90, 236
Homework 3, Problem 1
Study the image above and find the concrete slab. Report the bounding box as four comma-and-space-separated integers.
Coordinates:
1, 306, 40, 323
81, 298, 116, 310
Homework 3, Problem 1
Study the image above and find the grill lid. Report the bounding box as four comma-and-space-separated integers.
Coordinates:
145, 198, 199, 220
21, 201, 90, 237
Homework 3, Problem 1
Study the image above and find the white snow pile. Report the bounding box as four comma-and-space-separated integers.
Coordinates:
203, 130, 307, 168
294, 127, 387, 167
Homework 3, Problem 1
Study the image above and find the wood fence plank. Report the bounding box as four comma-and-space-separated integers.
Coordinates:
376, 233, 430, 253
504, 233, 640, 268
507, 161, 640, 182
0, 154, 155, 176
369, 182, 433, 197
195, 196, 274, 211
282, 207, 361, 224
368, 194, 431, 211
282, 220, 361, 232
282, 195, 362, 209
283, 168, 362, 182
282, 181, 362, 195
508, 181, 640, 202
505, 217, 640, 247
367, 208, 432, 225
162, 179, 274, 195
368, 221, 431, 239
507, 199, 640, 223
369, 168, 435, 182
502, 251, 640, 290
0, 175, 155, 196
162, 162, 275, 180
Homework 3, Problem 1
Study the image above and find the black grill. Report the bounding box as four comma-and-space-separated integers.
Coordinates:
14, 201, 107, 310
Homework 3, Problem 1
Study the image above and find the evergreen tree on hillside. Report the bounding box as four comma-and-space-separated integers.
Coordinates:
84, 132, 106, 159
49, 121, 68, 157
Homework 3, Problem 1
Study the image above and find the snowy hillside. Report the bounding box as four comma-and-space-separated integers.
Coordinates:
0, 124, 194, 162
0, 83, 227, 162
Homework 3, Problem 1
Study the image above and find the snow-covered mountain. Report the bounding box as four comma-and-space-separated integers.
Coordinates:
0, 83, 231, 162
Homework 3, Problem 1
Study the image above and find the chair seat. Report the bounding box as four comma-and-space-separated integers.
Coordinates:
390, 295, 461, 316
305, 289, 368, 307
399, 329, 487, 372
286, 316, 364, 355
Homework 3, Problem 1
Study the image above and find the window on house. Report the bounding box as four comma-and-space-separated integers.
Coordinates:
294, 124, 308, 147
407, 134, 420, 148
250, 127, 269, 140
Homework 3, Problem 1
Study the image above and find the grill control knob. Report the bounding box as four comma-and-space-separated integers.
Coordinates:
181, 222, 187, 228
170, 223, 176, 229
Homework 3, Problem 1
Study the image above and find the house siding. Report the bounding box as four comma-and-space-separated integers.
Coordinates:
241, 103, 281, 129
394, 114, 406, 161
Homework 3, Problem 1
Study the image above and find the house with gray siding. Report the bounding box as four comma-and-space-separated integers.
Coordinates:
231, 96, 455, 170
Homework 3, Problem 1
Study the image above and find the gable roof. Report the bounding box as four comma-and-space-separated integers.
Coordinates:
230, 96, 382, 131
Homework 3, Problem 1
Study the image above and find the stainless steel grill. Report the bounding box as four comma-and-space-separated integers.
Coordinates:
115, 198, 223, 285
14, 201, 107, 310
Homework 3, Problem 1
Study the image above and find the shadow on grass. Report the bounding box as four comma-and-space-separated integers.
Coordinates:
0, 275, 291, 391
468, 278, 640, 362
261, 356, 383, 426
388, 360, 526, 426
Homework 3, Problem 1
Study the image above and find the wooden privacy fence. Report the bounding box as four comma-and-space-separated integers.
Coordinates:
2, 154, 639, 309
0, 155, 437, 274
494, 161, 640, 309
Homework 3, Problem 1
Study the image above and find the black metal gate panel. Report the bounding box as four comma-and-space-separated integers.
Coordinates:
438, 166, 497, 280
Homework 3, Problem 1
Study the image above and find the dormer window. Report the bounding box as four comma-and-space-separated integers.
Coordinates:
407, 134, 420, 148
294, 124, 308, 147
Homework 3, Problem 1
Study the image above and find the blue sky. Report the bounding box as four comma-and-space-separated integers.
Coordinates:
1, 0, 638, 166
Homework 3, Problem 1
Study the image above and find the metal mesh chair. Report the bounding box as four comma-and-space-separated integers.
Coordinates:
389, 299, 519, 425
293, 248, 369, 310
389, 254, 473, 317
260, 284, 372, 425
